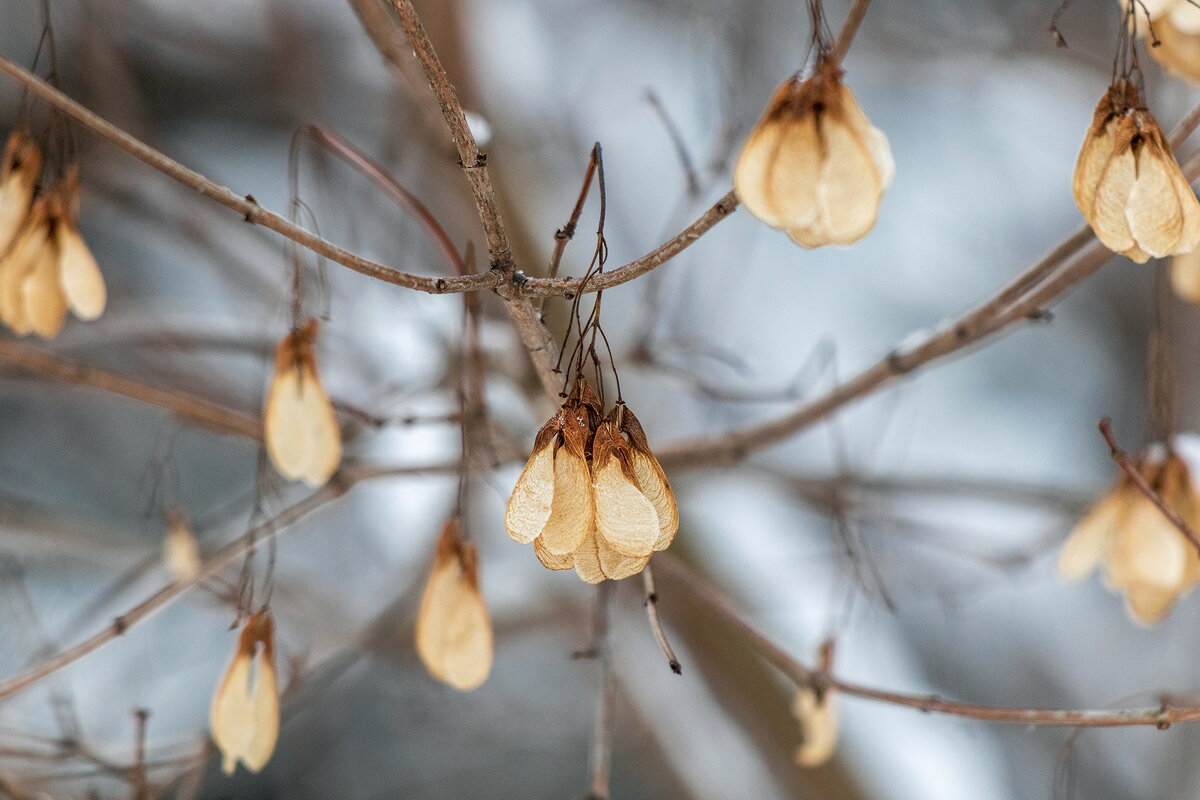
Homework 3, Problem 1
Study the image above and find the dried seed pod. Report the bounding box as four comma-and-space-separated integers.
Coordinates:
1057, 473, 1136, 582
619, 408, 679, 551
415, 519, 494, 691
210, 611, 279, 775
793, 685, 838, 767
163, 508, 202, 582
1171, 248, 1200, 303
734, 58, 893, 248
1105, 454, 1200, 624
505, 378, 601, 561
592, 420, 660, 558
0, 198, 52, 335
52, 168, 106, 321
0, 130, 42, 257
572, 527, 650, 584
533, 536, 574, 570
539, 418, 594, 555
1073, 81, 1200, 262
504, 419, 560, 544
1062, 451, 1200, 624
264, 320, 342, 487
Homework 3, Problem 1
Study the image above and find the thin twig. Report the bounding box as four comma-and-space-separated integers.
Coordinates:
521, 193, 738, 297
1097, 417, 1200, 554
641, 565, 682, 675
0, 54, 490, 295
0, 480, 352, 702
384, 0, 511, 271
830, 0, 874, 64
0, 339, 262, 439
585, 582, 616, 800
653, 552, 1199, 728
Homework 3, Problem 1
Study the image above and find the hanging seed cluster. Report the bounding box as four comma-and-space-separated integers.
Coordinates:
415, 518, 494, 691
1073, 81, 1200, 263
505, 378, 678, 583
734, 57, 893, 248
0, 131, 106, 337
1059, 452, 1200, 625
264, 319, 342, 487
209, 611, 280, 775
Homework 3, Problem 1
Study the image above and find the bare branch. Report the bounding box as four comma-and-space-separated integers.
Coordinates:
0, 54, 495, 295
654, 552, 1200, 728
0, 339, 262, 440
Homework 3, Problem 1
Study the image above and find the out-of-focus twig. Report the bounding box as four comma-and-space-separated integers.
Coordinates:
0, 339, 262, 439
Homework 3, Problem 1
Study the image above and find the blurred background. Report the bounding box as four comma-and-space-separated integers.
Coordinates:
0, 0, 1196, 798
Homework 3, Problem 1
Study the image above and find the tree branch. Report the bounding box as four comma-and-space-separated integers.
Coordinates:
0, 55, 497, 295
654, 552, 1199, 728
520, 192, 738, 297
0, 340, 262, 440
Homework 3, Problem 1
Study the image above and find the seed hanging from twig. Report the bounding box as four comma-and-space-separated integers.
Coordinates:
210, 610, 280, 774
734, 57, 893, 248
1058, 451, 1200, 624
0, 130, 41, 257
506, 379, 679, 583
162, 508, 201, 582
415, 518, 494, 691
1072, 80, 1200, 263
264, 320, 342, 487
793, 683, 838, 767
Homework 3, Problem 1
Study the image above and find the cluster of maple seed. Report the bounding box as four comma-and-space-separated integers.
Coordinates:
1072, 80, 1200, 263
1059, 450, 1200, 625
0, 130, 105, 337
734, 56, 893, 248
505, 378, 678, 583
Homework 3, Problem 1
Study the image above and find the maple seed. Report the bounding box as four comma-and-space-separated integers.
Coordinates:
264, 320, 342, 487
0, 130, 42, 257
1171, 249, 1200, 303
415, 519, 494, 691
210, 611, 280, 775
1058, 452, 1200, 625
162, 508, 202, 582
793, 685, 838, 767
1072, 81, 1200, 263
734, 57, 893, 248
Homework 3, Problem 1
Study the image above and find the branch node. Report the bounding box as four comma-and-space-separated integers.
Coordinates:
242, 193, 259, 222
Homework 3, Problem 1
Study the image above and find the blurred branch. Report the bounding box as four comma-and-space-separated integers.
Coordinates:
0, 340, 262, 439
584, 583, 616, 800
654, 552, 1200, 728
